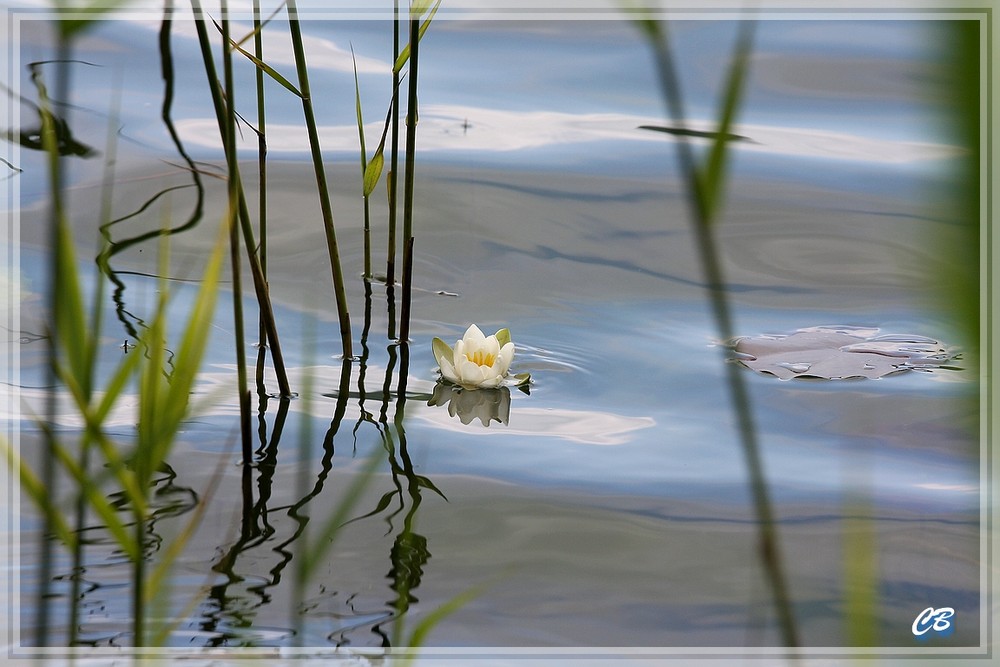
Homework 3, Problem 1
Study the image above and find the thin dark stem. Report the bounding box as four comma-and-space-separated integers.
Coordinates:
254, 0, 269, 391
363, 197, 372, 280
133, 514, 145, 645
387, 0, 400, 289
189, 0, 292, 398
220, 5, 253, 463
399, 14, 420, 342
399, 237, 414, 343
286, 0, 353, 358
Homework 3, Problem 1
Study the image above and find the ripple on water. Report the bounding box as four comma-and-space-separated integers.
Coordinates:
514, 341, 596, 383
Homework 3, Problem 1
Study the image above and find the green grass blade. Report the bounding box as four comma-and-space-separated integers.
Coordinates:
50, 439, 139, 561
139, 223, 225, 477
299, 452, 383, 582
363, 152, 385, 198
233, 0, 287, 48
214, 18, 303, 98
90, 345, 143, 425
2, 437, 78, 550
392, 0, 441, 74
55, 0, 132, 39
53, 224, 88, 382
352, 45, 368, 170
405, 585, 484, 649
88, 429, 147, 518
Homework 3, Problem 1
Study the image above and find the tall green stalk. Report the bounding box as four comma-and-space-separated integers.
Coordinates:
36, 46, 71, 649
220, 3, 253, 466
398, 12, 420, 342
189, 0, 292, 401
387, 0, 401, 293
639, 18, 799, 647
394, 0, 439, 343
69, 60, 123, 647
253, 0, 270, 391
285, 0, 353, 359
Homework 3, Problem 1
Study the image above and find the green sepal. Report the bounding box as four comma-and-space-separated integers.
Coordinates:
494, 328, 511, 347
432, 337, 454, 366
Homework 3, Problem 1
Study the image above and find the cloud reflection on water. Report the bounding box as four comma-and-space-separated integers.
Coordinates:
173, 104, 960, 164
10, 362, 655, 446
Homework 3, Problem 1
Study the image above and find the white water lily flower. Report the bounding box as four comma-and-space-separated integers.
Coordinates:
432, 325, 515, 389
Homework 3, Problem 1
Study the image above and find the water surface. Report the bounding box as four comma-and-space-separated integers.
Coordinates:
6, 11, 980, 655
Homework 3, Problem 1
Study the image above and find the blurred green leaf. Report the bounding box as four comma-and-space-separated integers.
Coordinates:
51, 439, 139, 560
699, 22, 754, 224
2, 437, 78, 550
54, 0, 133, 39
300, 452, 383, 581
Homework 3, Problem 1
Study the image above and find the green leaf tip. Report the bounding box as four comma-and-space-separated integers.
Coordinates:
494, 328, 511, 348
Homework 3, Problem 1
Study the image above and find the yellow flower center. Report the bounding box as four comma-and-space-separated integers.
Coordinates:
468, 349, 496, 367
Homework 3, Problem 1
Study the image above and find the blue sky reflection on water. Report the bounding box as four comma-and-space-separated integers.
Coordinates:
38, 15, 956, 165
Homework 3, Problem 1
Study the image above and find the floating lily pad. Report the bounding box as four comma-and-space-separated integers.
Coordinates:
733, 325, 957, 380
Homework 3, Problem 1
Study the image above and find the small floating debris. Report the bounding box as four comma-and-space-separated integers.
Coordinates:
732, 325, 958, 380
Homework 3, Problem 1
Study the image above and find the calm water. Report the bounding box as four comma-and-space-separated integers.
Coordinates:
5, 8, 981, 659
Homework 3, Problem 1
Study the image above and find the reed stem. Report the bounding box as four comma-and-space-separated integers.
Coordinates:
37, 45, 72, 649
220, 4, 254, 464
189, 0, 292, 398
644, 18, 799, 647
399, 13, 420, 342
387, 0, 401, 290
253, 0, 269, 391
286, 0, 353, 358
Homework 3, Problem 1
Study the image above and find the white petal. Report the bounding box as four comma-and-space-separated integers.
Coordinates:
463, 324, 487, 346
456, 357, 485, 385
479, 374, 503, 388
439, 357, 460, 385
495, 342, 515, 376
483, 335, 501, 358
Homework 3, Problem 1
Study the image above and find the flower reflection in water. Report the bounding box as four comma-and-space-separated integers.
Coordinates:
428, 382, 511, 427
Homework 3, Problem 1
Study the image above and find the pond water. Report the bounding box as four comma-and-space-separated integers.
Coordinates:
5, 7, 983, 661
